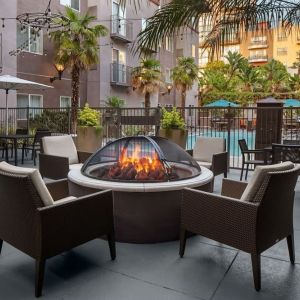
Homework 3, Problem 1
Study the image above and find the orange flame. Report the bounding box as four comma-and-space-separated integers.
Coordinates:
119, 144, 165, 178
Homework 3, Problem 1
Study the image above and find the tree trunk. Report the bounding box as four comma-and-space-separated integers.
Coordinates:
180, 87, 186, 120
145, 92, 151, 117
71, 65, 80, 134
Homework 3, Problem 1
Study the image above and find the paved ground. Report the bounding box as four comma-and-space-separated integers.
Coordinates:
1, 160, 300, 299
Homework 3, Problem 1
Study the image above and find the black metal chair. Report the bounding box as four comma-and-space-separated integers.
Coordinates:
238, 139, 265, 181
272, 143, 300, 164
22, 130, 51, 165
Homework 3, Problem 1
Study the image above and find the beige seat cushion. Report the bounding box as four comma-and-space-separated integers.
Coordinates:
55, 196, 77, 205
69, 163, 83, 170
0, 162, 54, 206
42, 135, 79, 164
193, 137, 225, 162
240, 161, 294, 202
196, 161, 212, 169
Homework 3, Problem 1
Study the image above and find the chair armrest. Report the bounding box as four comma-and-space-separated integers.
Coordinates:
77, 151, 93, 163
211, 152, 228, 176
37, 190, 114, 258
39, 153, 69, 180
182, 188, 258, 253
45, 179, 69, 201
221, 178, 248, 199
186, 149, 193, 156
243, 149, 264, 154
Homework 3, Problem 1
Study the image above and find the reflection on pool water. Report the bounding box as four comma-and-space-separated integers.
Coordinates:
187, 130, 256, 156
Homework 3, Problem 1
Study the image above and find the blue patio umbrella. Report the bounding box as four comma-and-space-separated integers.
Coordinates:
204, 99, 239, 107
283, 99, 300, 107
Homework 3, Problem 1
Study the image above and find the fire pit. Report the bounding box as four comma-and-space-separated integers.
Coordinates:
68, 136, 214, 243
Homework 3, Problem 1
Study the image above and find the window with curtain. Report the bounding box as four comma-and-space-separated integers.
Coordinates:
60, 0, 80, 11
17, 94, 42, 119
17, 25, 43, 54
60, 96, 71, 108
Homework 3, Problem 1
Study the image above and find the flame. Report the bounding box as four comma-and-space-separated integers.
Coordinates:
119, 143, 165, 178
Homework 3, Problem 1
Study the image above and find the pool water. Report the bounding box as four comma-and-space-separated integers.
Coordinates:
187, 130, 256, 156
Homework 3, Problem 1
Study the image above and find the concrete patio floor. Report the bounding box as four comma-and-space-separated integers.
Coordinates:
0, 162, 300, 299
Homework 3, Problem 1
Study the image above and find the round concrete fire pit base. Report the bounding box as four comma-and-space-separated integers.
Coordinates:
68, 166, 214, 243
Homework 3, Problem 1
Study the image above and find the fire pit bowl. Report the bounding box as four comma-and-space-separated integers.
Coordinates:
68, 136, 214, 243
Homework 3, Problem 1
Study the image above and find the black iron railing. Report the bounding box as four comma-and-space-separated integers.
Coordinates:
1, 105, 300, 169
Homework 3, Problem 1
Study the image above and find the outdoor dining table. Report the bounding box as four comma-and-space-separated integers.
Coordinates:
0, 134, 34, 166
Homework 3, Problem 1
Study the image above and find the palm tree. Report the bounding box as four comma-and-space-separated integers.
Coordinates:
225, 51, 247, 83
171, 57, 199, 116
134, 0, 299, 56
51, 7, 107, 131
289, 74, 300, 92
238, 63, 261, 92
131, 58, 163, 113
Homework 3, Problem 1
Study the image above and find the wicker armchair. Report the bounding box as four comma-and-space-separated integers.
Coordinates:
39, 135, 92, 180
272, 143, 300, 164
180, 162, 300, 291
187, 137, 228, 178
0, 162, 115, 297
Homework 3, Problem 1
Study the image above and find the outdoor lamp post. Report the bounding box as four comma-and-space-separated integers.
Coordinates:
167, 84, 172, 95
50, 63, 65, 83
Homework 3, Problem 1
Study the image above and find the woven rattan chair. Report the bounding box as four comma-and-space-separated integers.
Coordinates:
238, 139, 266, 181
180, 162, 300, 291
187, 137, 228, 178
39, 135, 92, 180
0, 162, 115, 297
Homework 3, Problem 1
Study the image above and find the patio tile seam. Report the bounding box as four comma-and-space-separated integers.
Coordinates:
99, 265, 206, 300
260, 253, 300, 265
193, 239, 236, 252
209, 250, 239, 300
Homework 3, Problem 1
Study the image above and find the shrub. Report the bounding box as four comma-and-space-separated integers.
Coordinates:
78, 104, 102, 129
161, 107, 186, 130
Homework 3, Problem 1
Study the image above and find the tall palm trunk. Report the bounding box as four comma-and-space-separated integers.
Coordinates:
71, 64, 80, 133
145, 91, 151, 117
180, 86, 186, 120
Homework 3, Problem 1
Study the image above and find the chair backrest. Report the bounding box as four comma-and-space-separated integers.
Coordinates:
193, 137, 226, 162
283, 139, 300, 145
256, 165, 300, 251
16, 128, 28, 135
34, 130, 51, 144
238, 139, 249, 153
272, 143, 300, 164
240, 161, 295, 202
42, 135, 79, 164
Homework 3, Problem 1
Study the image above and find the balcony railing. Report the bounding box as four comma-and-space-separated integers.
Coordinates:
110, 63, 132, 86
248, 40, 268, 49
110, 15, 133, 43
248, 55, 268, 62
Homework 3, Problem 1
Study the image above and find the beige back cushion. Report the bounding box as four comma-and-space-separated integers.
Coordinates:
240, 161, 295, 202
0, 162, 54, 206
193, 137, 225, 162
42, 135, 78, 164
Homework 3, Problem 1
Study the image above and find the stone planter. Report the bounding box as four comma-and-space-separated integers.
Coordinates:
76, 126, 102, 153
158, 129, 187, 149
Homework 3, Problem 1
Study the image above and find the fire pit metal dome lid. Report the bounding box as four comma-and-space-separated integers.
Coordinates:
81, 136, 201, 182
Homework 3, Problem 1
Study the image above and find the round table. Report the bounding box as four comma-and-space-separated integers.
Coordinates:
68, 166, 214, 243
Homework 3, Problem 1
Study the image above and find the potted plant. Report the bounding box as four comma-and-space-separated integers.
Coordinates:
76, 104, 102, 152
159, 107, 187, 149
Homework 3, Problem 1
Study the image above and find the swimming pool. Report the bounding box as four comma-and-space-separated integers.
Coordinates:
187, 130, 256, 156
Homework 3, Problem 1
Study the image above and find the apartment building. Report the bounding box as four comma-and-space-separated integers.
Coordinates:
199, 19, 300, 72
0, 0, 199, 111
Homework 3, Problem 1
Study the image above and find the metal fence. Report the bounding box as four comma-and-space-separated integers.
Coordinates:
1, 105, 299, 169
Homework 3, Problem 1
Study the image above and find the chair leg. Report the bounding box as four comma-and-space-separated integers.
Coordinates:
245, 164, 249, 180
251, 253, 261, 291
107, 232, 116, 260
287, 234, 295, 264
22, 147, 25, 164
0, 239, 3, 254
35, 259, 46, 298
240, 164, 244, 181
179, 228, 187, 258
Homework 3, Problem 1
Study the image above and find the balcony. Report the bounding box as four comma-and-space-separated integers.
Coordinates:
110, 15, 133, 43
248, 40, 268, 49
110, 63, 132, 87
248, 55, 268, 63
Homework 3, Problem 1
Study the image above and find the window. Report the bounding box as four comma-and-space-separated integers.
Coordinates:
60, 0, 80, 11
165, 36, 174, 52
191, 45, 196, 58
249, 49, 267, 59
141, 18, 148, 31
112, 48, 127, 83
277, 47, 288, 56
17, 94, 43, 120
198, 49, 209, 67
17, 25, 43, 54
165, 68, 171, 83
199, 16, 212, 43
112, 1, 126, 36
222, 45, 240, 61
250, 36, 267, 45
60, 96, 71, 108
